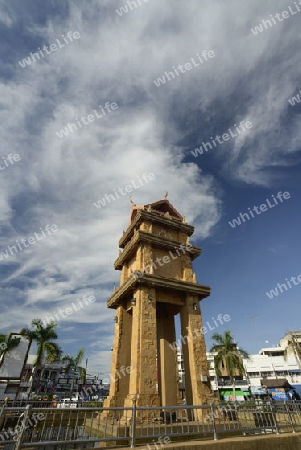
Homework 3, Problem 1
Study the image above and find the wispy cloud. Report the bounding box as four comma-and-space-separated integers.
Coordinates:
1, 0, 301, 374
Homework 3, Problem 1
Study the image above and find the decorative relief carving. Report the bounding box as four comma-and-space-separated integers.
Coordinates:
156, 229, 173, 239
181, 255, 193, 281
143, 246, 153, 273
142, 222, 152, 233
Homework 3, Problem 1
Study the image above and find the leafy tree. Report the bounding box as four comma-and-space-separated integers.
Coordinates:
61, 348, 86, 399
21, 319, 62, 366
283, 332, 301, 369
20, 319, 62, 396
210, 330, 250, 402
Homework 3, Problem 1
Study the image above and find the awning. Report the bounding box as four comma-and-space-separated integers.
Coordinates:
261, 378, 290, 388
220, 389, 250, 397
288, 369, 301, 373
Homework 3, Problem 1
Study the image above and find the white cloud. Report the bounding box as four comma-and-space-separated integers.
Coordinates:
0, 0, 300, 374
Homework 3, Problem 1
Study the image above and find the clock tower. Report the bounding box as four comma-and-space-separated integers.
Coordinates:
103, 198, 214, 410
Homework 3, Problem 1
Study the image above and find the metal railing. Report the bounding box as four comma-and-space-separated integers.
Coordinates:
1, 400, 301, 449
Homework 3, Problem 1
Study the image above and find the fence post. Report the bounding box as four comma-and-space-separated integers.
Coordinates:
285, 402, 296, 433
0, 397, 8, 429
130, 398, 137, 448
268, 401, 279, 434
14, 404, 32, 450
210, 403, 218, 441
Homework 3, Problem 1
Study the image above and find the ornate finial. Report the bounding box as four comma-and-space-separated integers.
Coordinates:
129, 196, 136, 206
113, 282, 117, 292
164, 190, 168, 199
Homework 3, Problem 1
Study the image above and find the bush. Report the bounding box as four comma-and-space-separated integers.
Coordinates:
84, 401, 103, 407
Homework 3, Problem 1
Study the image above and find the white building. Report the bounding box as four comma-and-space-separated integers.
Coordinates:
0, 334, 31, 400
207, 352, 250, 401
244, 331, 301, 397
0, 343, 104, 401
176, 347, 185, 385
176, 331, 301, 401
18, 355, 63, 400
19, 357, 104, 400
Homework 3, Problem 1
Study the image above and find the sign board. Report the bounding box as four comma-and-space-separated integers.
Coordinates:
269, 388, 288, 401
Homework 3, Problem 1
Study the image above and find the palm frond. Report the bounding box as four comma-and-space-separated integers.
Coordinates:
75, 348, 85, 365
78, 366, 86, 380
45, 342, 62, 363
211, 330, 248, 380
238, 349, 250, 359
61, 355, 73, 364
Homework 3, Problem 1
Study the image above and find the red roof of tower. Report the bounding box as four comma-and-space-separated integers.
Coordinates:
130, 199, 183, 222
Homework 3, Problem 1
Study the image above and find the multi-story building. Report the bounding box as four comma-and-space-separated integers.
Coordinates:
177, 331, 301, 402
176, 345, 249, 401
0, 334, 31, 401
244, 331, 301, 399
18, 355, 62, 399
19, 357, 106, 400
1, 344, 106, 401
207, 352, 250, 401
176, 347, 185, 385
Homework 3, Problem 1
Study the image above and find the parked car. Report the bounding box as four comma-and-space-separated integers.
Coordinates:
56, 398, 78, 408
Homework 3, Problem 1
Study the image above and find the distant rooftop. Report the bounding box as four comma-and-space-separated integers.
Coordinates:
259, 347, 284, 355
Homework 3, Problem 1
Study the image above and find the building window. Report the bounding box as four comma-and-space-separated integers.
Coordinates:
261, 372, 273, 377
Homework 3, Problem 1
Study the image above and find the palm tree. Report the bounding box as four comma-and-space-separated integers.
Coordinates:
20, 319, 62, 396
0, 333, 21, 360
61, 348, 85, 399
210, 330, 250, 402
284, 332, 301, 370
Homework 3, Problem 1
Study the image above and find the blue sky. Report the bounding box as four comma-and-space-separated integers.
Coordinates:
0, 0, 301, 379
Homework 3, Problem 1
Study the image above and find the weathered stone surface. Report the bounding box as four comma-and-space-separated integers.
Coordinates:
104, 199, 214, 410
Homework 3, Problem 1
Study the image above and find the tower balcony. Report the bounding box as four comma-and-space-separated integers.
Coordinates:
107, 273, 210, 309
114, 230, 201, 270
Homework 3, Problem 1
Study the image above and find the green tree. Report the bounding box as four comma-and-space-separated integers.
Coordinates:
20, 319, 62, 396
61, 348, 85, 399
0, 333, 21, 359
210, 330, 250, 402
284, 332, 301, 370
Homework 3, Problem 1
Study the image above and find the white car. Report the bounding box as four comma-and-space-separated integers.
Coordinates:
57, 398, 78, 408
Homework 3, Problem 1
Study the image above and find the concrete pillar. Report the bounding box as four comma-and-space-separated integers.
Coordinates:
180, 295, 214, 408
157, 304, 178, 406
103, 305, 132, 408
124, 287, 160, 408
